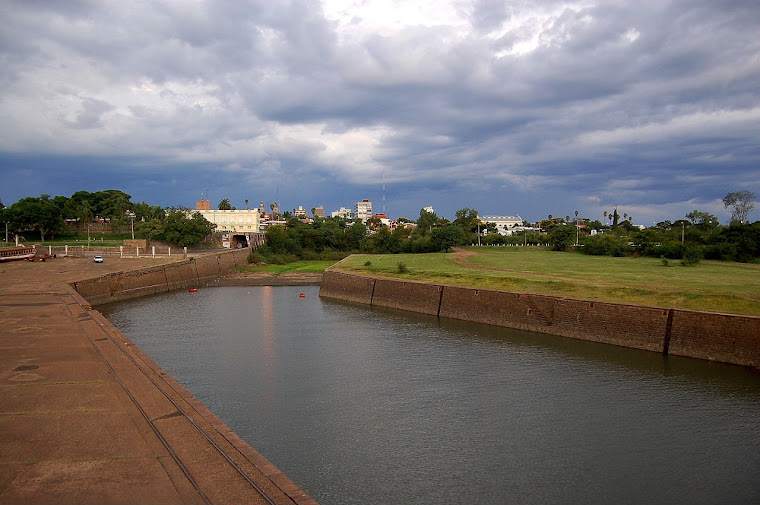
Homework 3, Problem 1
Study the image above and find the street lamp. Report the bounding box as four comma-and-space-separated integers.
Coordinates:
127, 212, 136, 240
87, 223, 91, 249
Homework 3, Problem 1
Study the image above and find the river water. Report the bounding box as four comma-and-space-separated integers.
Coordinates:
99, 285, 760, 505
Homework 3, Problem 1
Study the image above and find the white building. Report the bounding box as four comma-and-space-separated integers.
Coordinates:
293, 206, 307, 218
331, 207, 354, 220
193, 202, 262, 248
354, 199, 373, 223
480, 215, 524, 236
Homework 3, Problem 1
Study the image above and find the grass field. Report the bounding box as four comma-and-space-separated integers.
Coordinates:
334, 247, 760, 316
238, 260, 338, 275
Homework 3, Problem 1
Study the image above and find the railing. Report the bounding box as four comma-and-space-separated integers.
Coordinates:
36, 245, 190, 259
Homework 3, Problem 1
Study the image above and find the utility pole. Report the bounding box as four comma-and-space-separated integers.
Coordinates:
127, 212, 136, 239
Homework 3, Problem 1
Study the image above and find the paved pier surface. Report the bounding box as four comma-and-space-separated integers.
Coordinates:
0, 256, 316, 504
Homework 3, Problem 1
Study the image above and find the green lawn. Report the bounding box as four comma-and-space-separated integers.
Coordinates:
238, 260, 337, 275
334, 247, 760, 316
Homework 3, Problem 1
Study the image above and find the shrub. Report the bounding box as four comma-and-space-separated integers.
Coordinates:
680, 245, 703, 266
364, 260, 372, 266
247, 251, 263, 264
397, 261, 408, 273
584, 234, 631, 257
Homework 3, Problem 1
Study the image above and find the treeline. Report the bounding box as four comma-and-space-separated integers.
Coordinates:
250, 208, 484, 263
0, 191, 214, 247
576, 220, 760, 263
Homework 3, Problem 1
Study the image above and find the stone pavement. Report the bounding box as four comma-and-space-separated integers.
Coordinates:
0, 256, 317, 504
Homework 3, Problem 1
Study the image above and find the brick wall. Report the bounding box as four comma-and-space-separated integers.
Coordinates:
319, 271, 376, 305
372, 279, 443, 315
74, 250, 244, 305
319, 270, 759, 368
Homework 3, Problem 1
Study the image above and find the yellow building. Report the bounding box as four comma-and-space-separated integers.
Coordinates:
193, 200, 262, 248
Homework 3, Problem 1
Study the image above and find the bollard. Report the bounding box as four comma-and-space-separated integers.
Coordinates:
120, 245, 123, 258
152, 246, 155, 258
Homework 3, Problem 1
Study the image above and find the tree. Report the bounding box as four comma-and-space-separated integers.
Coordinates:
218, 199, 232, 210
547, 225, 574, 251
430, 224, 465, 252
162, 211, 216, 247
417, 208, 439, 236
10, 196, 64, 242
454, 208, 480, 234
135, 218, 164, 240
723, 191, 755, 224
686, 210, 718, 227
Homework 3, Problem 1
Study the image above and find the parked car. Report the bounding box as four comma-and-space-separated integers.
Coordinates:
93, 255, 104, 263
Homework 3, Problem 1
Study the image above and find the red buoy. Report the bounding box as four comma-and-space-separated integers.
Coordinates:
299, 293, 306, 298
189, 288, 198, 293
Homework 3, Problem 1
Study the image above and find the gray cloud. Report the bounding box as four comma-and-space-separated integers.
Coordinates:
0, 0, 758, 224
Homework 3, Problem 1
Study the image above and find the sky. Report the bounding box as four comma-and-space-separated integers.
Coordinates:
1, 0, 758, 225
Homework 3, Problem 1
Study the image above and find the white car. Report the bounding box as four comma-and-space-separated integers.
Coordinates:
93, 255, 104, 263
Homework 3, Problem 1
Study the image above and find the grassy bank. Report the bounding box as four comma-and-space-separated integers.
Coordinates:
237, 260, 337, 275
334, 247, 760, 316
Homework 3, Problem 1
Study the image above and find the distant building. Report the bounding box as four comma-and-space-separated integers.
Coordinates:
294, 206, 307, 218
480, 215, 523, 236
331, 207, 354, 220
355, 199, 373, 223
193, 201, 261, 248
196, 198, 211, 210
313, 206, 324, 218
422, 206, 435, 214
373, 213, 391, 228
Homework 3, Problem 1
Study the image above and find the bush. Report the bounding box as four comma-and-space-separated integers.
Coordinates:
397, 261, 408, 273
364, 260, 372, 266
680, 245, 703, 266
703, 243, 736, 261
584, 234, 631, 257
248, 251, 263, 264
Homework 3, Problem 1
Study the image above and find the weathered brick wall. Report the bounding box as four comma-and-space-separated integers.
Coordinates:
669, 309, 760, 367
164, 261, 198, 291
372, 279, 443, 315
194, 254, 221, 282
103, 265, 169, 303
75, 250, 248, 305
440, 287, 547, 331
217, 251, 237, 273
319, 270, 375, 304
231, 248, 249, 268
73, 273, 120, 305
549, 298, 668, 352
319, 270, 760, 368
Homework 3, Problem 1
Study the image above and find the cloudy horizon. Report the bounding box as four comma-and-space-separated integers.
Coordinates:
1, 0, 758, 225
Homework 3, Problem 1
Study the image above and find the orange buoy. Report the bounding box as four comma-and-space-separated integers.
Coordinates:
299, 293, 306, 298
189, 288, 198, 293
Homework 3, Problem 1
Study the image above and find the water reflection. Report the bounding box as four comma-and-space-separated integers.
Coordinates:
100, 286, 760, 505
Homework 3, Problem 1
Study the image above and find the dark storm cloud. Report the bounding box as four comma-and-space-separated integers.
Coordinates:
0, 0, 758, 223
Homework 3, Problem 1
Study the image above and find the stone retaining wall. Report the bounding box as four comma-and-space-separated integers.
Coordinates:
319, 270, 760, 368
73, 250, 247, 305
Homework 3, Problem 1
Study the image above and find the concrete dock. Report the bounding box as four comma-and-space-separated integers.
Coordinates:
0, 256, 317, 504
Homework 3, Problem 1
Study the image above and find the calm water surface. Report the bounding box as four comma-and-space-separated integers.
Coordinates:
100, 286, 760, 505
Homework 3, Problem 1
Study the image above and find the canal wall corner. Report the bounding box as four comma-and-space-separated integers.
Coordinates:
72, 248, 252, 305
319, 269, 760, 369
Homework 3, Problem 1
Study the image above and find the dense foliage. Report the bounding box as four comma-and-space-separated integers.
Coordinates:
3, 190, 757, 263
0, 191, 214, 246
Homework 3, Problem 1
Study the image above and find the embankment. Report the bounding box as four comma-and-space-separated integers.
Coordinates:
72, 248, 252, 304
319, 270, 760, 369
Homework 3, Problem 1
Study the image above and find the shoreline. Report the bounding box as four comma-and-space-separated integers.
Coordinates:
0, 254, 318, 504
319, 269, 760, 369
